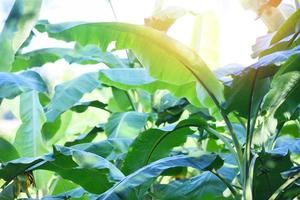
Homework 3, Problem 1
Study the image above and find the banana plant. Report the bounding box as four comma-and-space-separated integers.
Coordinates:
0, 1, 299, 200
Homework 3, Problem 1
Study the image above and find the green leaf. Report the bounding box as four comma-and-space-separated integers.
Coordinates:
43, 111, 73, 145
71, 100, 108, 113
253, 150, 294, 200
0, 157, 45, 182
224, 68, 270, 118
43, 188, 86, 200
0, 137, 19, 163
36, 146, 125, 194
104, 111, 148, 138
0, 146, 125, 194
12, 45, 128, 71
110, 87, 133, 111
154, 172, 228, 200
224, 45, 300, 118
100, 68, 201, 107
0, 0, 42, 72
50, 177, 78, 195
0, 71, 47, 99
65, 125, 104, 147
254, 55, 300, 143
121, 118, 206, 175
274, 137, 300, 154
97, 154, 223, 200
72, 138, 132, 161
37, 21, 224, 106
271, 9, 300, 45
14, 91, 47, 157
45, 72, 100, 122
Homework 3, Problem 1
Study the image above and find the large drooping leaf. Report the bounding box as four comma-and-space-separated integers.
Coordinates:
271, 9, 300, 45
37, 21, 224, 106
253, 150, 293, 200
224, 45, 300, 119
0, 71, 47, 99
0, 146, 125, 194
0, 0, 42, 72
104, 111, 148, 138
97, 154, 223, 200
224, 68, 270, 118
14, 91, 47, 157
254, 54, 300, 143
100, 68, 201, 107
121, 118, 206, 175
153, 171, 228, 200
0, 138, 19, 162
45, 72, 100, 122
36, 146, 124, 194
0, 156, 45, 182
12, 45, 128, 71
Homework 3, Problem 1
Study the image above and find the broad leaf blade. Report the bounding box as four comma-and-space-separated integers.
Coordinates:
37, 21, 224, 106
45, 72, 100, 122
121, 118, 206, 175
104, 111, 148, 138
0, 138, 19, 163
0, 71, 47, 99
12, 45, 128, 71
14, 90, 47, 157
97, 154, 223, 200
271, 9, 300, 45
0, 0, 42, 71
100, 68, 201, 107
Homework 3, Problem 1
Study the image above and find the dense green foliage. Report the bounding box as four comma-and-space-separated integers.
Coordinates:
0, 1, 299, 200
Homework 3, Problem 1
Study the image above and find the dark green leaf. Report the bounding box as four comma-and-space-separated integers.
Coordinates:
253, 150, 293, 200
65, 125, 104, 147
0, 138, 19, 162
121, 117, 206, 175
71, 100, 108, 113
97, 154, 223, 200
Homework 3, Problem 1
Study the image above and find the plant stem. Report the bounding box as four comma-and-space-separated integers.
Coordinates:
188, 69, 243, 171
211, 169, 238, 198
268, 172, 300, 200
108, 0, 117, 19
244, 70, 260, 200
234, 112, 246, 130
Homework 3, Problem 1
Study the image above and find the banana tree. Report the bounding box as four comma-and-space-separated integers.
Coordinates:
0, 1, 299, 200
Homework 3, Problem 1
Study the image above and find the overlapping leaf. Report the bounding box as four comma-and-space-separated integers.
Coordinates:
45, 72, 100, 122
36, 21, 224, 107
121, 118, 206, 175
0, 0, 42, 71
104, 111, 148, 138
0, 71, 47, 99
97, 154, 223, 200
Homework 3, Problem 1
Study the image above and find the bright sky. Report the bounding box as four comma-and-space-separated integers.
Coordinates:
0, 0, 292, 68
